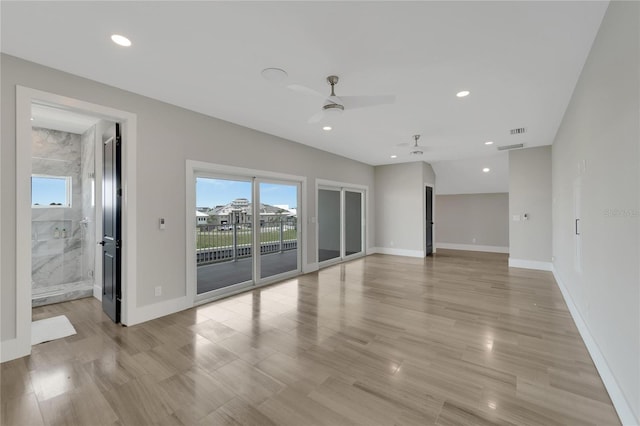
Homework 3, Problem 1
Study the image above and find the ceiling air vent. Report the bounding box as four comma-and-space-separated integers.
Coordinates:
497, 143, 524, 151
510, 127, 526, 135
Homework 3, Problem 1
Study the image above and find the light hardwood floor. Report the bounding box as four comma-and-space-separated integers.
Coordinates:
1, 250, 620, 425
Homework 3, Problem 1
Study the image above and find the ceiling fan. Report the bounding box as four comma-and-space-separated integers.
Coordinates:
397, 134, 427, 155
288, 75, 396, 124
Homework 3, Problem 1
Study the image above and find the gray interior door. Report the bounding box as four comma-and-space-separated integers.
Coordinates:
426, 186, 433, 256
101, 123, 121, 323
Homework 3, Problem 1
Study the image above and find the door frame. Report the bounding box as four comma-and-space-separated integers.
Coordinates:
186, 160, 306, 306
424, 183, 436, 255
12, 86, 137, 360
316, 179, 368, 268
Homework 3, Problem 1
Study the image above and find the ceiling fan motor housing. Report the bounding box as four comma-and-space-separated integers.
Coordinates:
322, 103, 344, 114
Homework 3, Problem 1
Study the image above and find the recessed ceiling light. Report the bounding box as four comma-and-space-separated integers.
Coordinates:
390, 155, 397, 159
484, 141, 494, 145
30, 117, 34, 121
261, 67, 288, 81
456, 90, 470, 98
322, 126, 332, 131
111, 34, 132, 47
483, 167, 490, 173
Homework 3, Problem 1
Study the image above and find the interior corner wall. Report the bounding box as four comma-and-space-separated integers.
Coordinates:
435, 193, 509, 251
508, 146, 552, 265
374, 162, 425, 256
551, 1, 639, 422
0, 54, 376, 344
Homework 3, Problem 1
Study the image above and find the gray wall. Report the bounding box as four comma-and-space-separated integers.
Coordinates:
552, 1, 639, 421
435, 193, 509, 248
508, 146, 552, 262
1, 54, 376, 341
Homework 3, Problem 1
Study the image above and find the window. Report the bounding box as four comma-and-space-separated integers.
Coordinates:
31, 175, 71, 207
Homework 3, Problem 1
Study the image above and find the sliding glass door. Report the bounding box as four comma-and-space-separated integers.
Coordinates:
318, 188, 341, 262
318, 185, 365, 265
258, 181, 299, 280
344, 190, 363, 256
196, 177, 253, 295
194, 173, 300, 299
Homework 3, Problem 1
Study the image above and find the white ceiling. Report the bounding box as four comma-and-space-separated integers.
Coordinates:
1, 1, 608, 193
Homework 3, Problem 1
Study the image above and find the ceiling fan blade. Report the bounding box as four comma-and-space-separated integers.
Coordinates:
307, 111, 325, 124
341, 95, 396, 110
287, 84, 328, 100
396, 142, 410, 147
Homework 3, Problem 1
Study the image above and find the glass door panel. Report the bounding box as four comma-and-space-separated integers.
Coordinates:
258, 182, 299, 279
318, 189, 341, 262
196, 177, 252, 295
344, 191, 363, 256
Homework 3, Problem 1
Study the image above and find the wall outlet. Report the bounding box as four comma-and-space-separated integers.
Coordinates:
390, 241, 394, 247
472, 238, 476, 243
155, 286, 162, 297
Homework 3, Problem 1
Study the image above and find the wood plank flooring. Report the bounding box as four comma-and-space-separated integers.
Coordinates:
1, 250, 621, 425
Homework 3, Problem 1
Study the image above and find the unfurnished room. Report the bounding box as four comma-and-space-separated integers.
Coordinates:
1, 1, 638, 425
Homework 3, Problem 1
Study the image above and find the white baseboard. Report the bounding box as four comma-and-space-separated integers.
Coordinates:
303, 263, 319, 273
552, 267, 638, 426
436, 243, 509, 254
0, 337, 30, 363
372, 247, 425, 258
125, 296, 191, 327
508, 258, 552, 271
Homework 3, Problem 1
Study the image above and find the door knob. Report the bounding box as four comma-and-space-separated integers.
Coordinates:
98, 241, 106, 246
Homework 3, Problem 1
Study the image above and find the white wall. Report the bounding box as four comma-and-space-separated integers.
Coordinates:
435, 193, 508, 252
508, 146, 552, 268
551, 1, 639, 423
1, 54, 376, 344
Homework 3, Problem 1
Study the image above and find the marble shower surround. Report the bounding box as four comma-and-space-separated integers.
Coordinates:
31, 126, 95, 303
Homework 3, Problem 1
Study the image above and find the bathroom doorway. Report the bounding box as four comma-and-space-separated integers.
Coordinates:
30, 104, 110, 308
10, 86, 137, 360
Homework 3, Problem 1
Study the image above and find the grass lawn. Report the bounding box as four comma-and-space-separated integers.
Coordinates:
197, 228, 297, 249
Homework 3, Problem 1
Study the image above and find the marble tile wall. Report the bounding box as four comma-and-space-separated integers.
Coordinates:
31, 126, 94, 296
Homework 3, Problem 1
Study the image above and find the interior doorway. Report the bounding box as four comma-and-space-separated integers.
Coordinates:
426, 185, 433, 256
11, 86, 137, 360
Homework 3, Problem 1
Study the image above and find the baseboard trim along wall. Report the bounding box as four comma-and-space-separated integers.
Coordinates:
302, 263, 319, 273
508, 258, 552, 271
436, 243, 509, 254
552, 267, 638, 426
372, 247, 425, 258
127, 296, 191, 326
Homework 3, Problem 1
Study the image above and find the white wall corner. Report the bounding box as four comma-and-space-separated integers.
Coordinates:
93, 285, 102, 301
508, 258, 552, 271
436, 243, 509, 254
373, 247, 425, 258
552, 267, 639, 426
366, 247, 378, 255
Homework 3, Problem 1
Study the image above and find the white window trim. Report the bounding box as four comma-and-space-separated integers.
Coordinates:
31, 174, 72, 208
